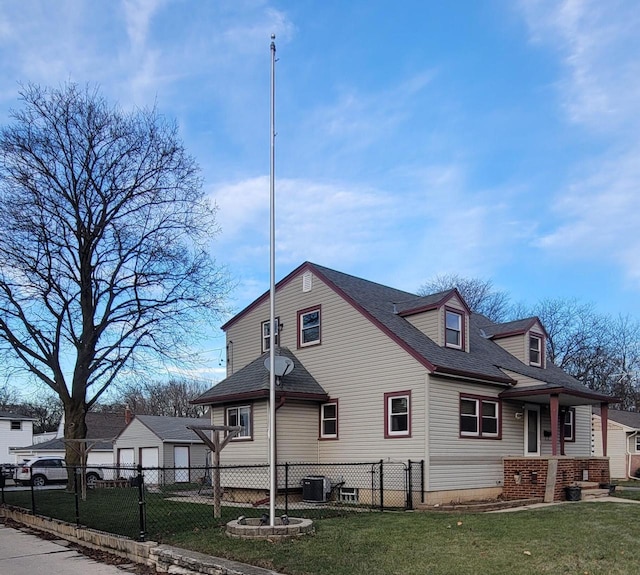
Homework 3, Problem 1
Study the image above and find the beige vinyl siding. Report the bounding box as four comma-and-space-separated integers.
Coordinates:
286, 276, 427, 463
561, 405, 592, 456
224, 271, 428, 463
213, 402, 269, 465
404, 309, 438, 342
276, 402, 319, 462
494, 335, 525, 363
428, 376, 521, 491
592, 416, 628, 478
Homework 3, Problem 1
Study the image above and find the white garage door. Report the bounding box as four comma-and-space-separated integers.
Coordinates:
140, 447, 159, 484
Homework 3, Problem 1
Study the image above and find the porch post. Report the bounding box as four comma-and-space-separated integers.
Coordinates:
600, 402, 609, 457
559, 407, 566, 456
550, 395, 560, 456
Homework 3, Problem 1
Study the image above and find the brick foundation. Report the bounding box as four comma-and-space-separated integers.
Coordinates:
504, 457, 610, 502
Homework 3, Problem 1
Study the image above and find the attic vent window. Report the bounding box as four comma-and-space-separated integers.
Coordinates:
302, 271, 312, 292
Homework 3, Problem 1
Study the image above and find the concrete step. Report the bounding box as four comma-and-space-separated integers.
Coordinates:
581, 488, 610, 500
577, 481, 601, 489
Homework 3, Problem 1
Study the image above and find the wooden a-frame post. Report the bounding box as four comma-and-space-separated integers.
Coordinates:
187, 425, 241, 518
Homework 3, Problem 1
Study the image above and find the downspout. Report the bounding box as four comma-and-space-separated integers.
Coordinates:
627, 431, 640, 480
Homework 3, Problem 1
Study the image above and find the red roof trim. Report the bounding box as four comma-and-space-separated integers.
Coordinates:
432, 365, 515, 385
499, 386, 614, 402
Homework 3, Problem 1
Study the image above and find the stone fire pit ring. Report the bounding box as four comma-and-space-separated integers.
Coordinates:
226, 516, 314, 540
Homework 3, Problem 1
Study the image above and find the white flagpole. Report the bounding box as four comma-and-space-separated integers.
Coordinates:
268, 33, 277, 528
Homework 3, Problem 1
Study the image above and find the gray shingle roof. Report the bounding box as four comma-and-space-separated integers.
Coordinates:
19, 412, 128, 451
312, 263, 611, 400
0, 411, 36, 421
132, 415, 210, 442
193, 347, 328, 405
215, 262, 614, 404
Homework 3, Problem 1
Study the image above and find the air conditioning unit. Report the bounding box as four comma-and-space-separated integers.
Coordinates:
302, 475, 331, 503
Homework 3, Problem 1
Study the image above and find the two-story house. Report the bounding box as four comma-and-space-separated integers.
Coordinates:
193, 262, 614, 504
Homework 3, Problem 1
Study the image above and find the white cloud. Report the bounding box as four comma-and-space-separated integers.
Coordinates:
519, 0, 640, 133
211, 164, 526, 294
519, 0, 640, 288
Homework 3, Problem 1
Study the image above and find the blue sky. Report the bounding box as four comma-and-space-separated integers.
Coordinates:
1, 0, 639, 384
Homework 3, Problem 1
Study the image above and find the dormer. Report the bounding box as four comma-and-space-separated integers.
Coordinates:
483, 317, 547, 368
396, 289, 472, 352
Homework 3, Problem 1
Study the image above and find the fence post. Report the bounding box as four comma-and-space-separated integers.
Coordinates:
379, 459, 384, 511
421, 460, 425, 504
406, 460, 413, 511
284, 462, 289, 516
29, 467, 36, 515
74, 470, 80, 527
137, 464, 146, 542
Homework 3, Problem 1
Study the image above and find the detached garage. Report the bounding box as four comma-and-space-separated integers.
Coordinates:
113, 415, 209, 485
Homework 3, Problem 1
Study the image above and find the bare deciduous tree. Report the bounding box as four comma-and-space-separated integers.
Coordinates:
0, 83, 229, 471
108, 377, 210, 418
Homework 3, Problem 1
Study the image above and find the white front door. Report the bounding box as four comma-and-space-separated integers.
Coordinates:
525, 406, 540, 456
174, 445, 189, 483
140, 447, 159, 484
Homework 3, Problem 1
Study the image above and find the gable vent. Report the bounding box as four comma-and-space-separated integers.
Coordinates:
302, 271, 313, 292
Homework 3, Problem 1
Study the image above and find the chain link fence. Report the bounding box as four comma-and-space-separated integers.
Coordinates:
1, 460, 424, 542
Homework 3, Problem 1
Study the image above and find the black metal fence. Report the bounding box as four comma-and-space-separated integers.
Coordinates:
1, 460, 424, 542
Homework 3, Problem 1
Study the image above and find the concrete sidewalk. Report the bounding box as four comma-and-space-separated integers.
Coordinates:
490, 495, 640, 512
0, 524, 140, 575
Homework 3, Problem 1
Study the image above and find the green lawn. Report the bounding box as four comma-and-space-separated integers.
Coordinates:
165, 503, 640, 575
5, 487, 640, 574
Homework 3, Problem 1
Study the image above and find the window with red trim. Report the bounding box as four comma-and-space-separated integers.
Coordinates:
320, 401, 338, 439
385, 391, 411, 438
298, 307, 321, 347
460, 395, 500, 438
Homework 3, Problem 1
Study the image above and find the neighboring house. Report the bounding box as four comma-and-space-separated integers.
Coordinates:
11, 411, 129, 476
113, 415, 209, 484
0, 411, 36, 464
592, 407, 640, 480
193, 262, 615, 504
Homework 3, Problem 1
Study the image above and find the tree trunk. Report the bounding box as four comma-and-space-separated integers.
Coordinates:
63, 399, 87, 490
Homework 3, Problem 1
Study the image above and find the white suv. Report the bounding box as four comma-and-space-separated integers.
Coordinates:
14, 457, 103, 488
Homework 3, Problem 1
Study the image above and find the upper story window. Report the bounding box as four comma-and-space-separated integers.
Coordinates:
635, 435, 640, 453
10, 420, 21, 431
384, 391, 411, 438
460, 395, 500, 439
261, 317, 279, 353
226, 405, 252, 440
445, 309, 463, 349
320, 401, 338, 439
529, 334, 543, 367
298, 306, 321, 347
563, 408, 575, 442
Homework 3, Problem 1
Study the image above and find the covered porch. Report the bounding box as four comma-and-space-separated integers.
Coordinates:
500, 384, 614, 502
